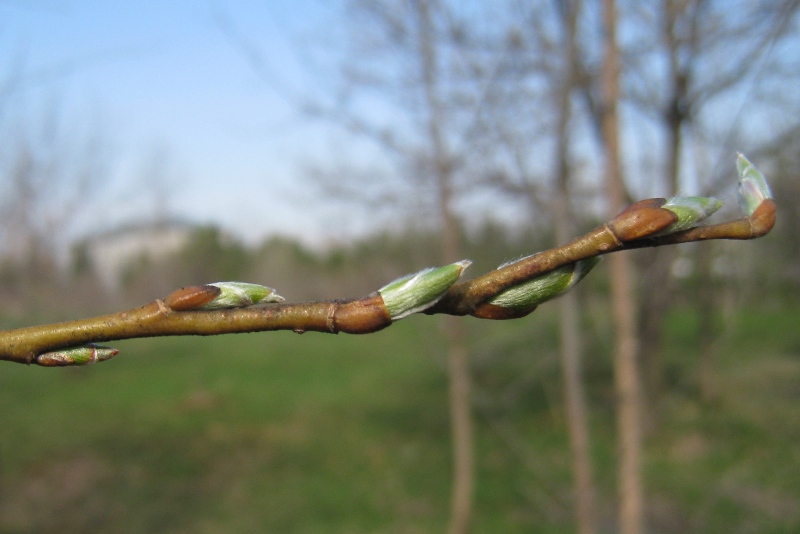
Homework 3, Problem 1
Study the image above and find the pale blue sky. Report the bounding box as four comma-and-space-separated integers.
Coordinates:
1, 1, 797, 250
1, 0, 354, 245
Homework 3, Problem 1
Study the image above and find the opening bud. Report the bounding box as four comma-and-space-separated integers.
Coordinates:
379, 260, 471, 320
197, 282, 285, 310
36, 344, 119, 366
736, 153, 773, 217
488, 257, 600, 310
658, 195, 723, 235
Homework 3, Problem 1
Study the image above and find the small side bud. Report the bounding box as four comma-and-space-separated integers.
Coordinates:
35, 344, 119, 367
379, 260, 471, 320
486, 257, 600, 312
736, 153, 773, 217
197, 281, 285, 310
658, 195, 723, 235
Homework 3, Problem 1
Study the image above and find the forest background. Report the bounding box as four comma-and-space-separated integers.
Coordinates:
1, 1, 800, 533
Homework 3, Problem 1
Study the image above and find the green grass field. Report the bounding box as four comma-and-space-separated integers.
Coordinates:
1, 306, 799, 533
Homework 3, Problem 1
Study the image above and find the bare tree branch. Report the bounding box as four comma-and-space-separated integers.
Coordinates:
0, 190, 776, 366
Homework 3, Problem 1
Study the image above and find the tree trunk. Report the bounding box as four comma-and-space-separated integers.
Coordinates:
553, 2, 597, 532
638, 0, 687, 424
444, 317, 473, 534
414, 1, 474, 532
695, 242, 718, 402
601, 1, 645, 533
557, 292, 597, 534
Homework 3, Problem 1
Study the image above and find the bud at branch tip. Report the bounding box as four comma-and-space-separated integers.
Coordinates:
736, 153, 773, 217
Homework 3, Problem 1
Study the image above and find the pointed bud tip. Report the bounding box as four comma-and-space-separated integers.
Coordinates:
736, 153, 773, 217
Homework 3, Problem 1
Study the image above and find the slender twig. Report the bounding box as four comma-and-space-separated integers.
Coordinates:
0, 192, 775, 366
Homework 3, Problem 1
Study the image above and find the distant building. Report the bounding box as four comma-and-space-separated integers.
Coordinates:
81, 219, 195, 289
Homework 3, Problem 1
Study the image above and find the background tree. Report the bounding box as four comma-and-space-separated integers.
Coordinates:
552, 3, 598, 532
413, 1, 475, 529
458, 1, 601, 530
0, 104, 109, 316
626, 0, 800, 413
599, 1, 645, 532
248, 1, 487, 529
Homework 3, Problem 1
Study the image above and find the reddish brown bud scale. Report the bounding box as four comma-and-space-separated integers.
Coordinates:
750, 199, 776, 237
619, 198, 667, 212
35, 354, 67, 366
164, 285, 221, 311
471, 303, 538, 320
608, 201, 678, 241
333, 294, 393, 334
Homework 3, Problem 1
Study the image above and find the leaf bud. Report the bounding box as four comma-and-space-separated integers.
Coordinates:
197, 281, 285, 310
736, 153, 773, 217
487, 257, 600, 311
658, 195, 723, 235
379, 260, 471, 320
35, 344, 119, 366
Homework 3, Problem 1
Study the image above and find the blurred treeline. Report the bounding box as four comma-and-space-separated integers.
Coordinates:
0, 218, 550, 319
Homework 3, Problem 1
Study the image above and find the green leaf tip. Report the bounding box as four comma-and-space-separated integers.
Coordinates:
659, 195, 723, 235
489, 257, 600, 309
736, 153, 773, 216
35, 344, 119, 367
379, 260, 471, 320
197, 281, 285, 310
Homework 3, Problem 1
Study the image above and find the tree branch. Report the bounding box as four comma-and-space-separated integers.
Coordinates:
0, 165, 776, 366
